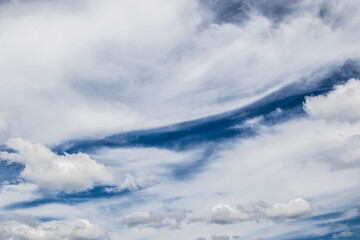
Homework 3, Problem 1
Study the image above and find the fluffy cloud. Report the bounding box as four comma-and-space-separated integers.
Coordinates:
104, 174, 144, 193
304, 79, 360, 123
209, 198, 310, 224
0, 218, 109, 240
122, 210, 188, 229
264, 198, 311, 220
4, 138, 113, 192
210, 204, 249, 224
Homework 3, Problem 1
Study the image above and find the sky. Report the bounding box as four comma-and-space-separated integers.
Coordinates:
0, 0, 360, 239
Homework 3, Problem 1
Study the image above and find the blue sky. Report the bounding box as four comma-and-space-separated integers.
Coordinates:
0, 0, 360, 239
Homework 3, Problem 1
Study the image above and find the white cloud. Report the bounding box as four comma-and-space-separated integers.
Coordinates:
1, 1, 360, 240
208, 199, 310, 225
122, 210, 188, 229
0, 218, 109, 240
264, 198, 311, 220
210, 204, 249, 224
104, 174, 144, 193
122, 198, 310, 230
331, 135, 360, 166
5, 138, 113, 192
211, 235, 230, 240
304, 79, 360, 123
332, 231, 354, 239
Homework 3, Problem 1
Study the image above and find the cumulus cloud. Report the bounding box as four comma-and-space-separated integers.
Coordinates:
210, 204, 249, 224
304, 79, 360, 123
122, 210, 188, 229
264, 198, 311, 220
4, 138, 113, 192
0, 218, 109, 240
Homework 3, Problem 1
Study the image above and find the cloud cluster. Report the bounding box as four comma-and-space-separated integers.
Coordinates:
122, 198, 310, 230
4, 138, 113, 192
0, 218, 109, 240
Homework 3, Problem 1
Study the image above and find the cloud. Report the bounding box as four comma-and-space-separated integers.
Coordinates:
0, 0, 360, 145
1, 1, 360, 240
4, 138, 113, 192
104, 174, 144, 193
210, 204, 249, 224
122, 198, 310, 231
122, 210, 188, 229
264, 198, 311, 220
0, 183, 39, 208
209, 198, 311, 224
331, 135, 360, 166
332, 231, 354, 239
0, 113, 7, 132
210, 235, 230, 240
0, 218, 109, 240
304, 79, 360, 123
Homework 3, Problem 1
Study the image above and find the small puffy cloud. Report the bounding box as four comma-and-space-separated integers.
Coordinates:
264, 198, 311, 220
332, 231, 354, 239
122, 210, 188, 229
5, 138, 113, 192
0, 218, 109, 240
304, 79, 360, 123
210, 204, 249, 224
104, 174, 144, 193
211, 235, 230, 240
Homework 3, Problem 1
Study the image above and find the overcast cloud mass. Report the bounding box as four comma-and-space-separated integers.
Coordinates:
0, 0, 360, 239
